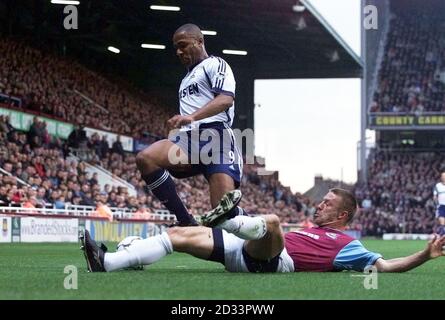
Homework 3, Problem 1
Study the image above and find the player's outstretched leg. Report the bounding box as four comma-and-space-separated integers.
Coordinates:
80, 230, 174, 272
79, 230, 106, 272
201, 190, 267, 240
97, 232, 173, 272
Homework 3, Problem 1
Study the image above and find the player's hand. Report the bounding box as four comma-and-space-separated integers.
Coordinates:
426, 234, 445, 259
167, 115, 194, 129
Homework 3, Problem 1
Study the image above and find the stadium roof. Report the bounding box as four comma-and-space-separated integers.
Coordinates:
2, 0, 363, 129
3, 0, 362, 83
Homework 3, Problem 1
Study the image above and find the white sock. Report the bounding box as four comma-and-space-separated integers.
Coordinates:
104, 232, 173, 272
218, 216, 267, 240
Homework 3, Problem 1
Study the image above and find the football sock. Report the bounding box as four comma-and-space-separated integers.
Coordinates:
104, 232, 173, 272
142, 169, 193, 224
218, 215, 267, 240
226, 206, 249, 219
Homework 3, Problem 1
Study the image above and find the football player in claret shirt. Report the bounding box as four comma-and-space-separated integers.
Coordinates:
81, 188, 445, 273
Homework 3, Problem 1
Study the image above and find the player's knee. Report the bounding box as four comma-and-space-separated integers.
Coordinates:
264, 214, 281, 232
166, 226, 182, 238
135, 150, 146, 165
136, 148, 156, 168
167, 227, 189, 250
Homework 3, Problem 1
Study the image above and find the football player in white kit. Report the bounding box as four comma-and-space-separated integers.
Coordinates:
135, 23, 243, 227
433, 172, 445, 236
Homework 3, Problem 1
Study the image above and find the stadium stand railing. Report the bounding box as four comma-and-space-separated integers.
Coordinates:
83, 161, 137, 197
0, 205, 177, 222
0, 167, 30, 187
71, 89, 109, 114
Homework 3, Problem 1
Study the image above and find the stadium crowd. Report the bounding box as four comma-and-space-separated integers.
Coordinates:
370, 1, 445, 113
362, 0, 443, 236
0, 38, 320, 225
0, 115, 142, 214
0, 113, 316, 224
2, 36, 441, 236
354, 151, 442, 236
0, 39, 170, 139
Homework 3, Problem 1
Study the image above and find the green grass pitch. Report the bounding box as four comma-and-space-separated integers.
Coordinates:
0, 240, 444, 300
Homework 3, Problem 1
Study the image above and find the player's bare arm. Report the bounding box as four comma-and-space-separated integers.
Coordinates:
374, 235, 445, 272
167, 94, 234, 129
167, 114, 195, 129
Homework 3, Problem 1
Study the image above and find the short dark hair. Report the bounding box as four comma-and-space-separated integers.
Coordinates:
330, 188, 357, 224
174, 23, 203, 40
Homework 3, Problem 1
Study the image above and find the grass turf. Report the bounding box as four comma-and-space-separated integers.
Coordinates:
0, 240, 444, 300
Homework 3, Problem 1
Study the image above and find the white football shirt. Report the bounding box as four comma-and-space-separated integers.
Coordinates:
433, 182, 445, 205
178, 56, 235, 130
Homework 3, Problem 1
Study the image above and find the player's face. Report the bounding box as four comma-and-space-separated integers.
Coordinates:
441, 173, 445, 183
314, 192, 342, 226
173, 32, 201, 67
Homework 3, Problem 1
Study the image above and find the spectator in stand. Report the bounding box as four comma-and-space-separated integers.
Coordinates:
67, 125, 87, 149
72, 195, 82, 206
112, 135, 124, 156
81, 190, 95, 206
102, 184, 110, 194
36, 187, 48, 208
107, 192, 117, 207
32, 156, 46, 178
88, 132, 101, 157
99, 135, 110, 158
54, 196, 66, 210
92, 200, 113, 221
23, 195, 37, 209
27, 117, 41, 145
132, 205, 152, 220
0, 115, 15, 138
0, 185, 9, 206
88, 172, 99, 186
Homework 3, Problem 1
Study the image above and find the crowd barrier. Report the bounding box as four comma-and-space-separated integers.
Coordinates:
0, 213, 366, 243
382, 233, 431, 240
0, 214, 169, 243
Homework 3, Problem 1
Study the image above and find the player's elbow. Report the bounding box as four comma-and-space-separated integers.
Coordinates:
374, 258, 390, 272
217, 94, 234, 109
374, 258, 404, 273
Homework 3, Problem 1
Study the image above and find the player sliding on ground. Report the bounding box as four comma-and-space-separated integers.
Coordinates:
80, 188, 445, 273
